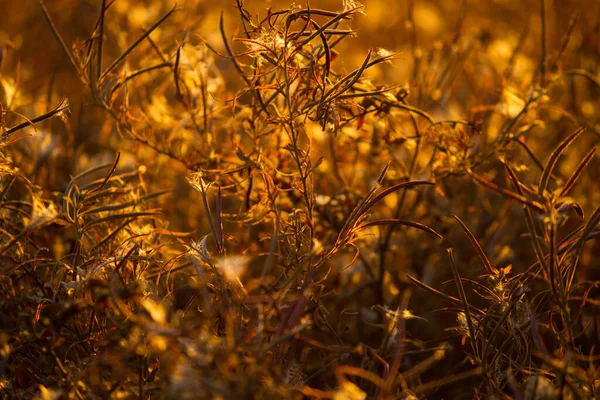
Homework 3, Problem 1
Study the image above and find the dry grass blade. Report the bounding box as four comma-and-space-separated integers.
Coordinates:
381, 100, 436, 125
0, 175, 17, 202
338, 178, 433, 242
447, 249, 478, 356
559, 146, 597, 198
411, 367, 484, 395
565, 69, 600, 89
452, 215, 498, 276
467, 168, 544, 212
82, 210, 162, 230
337, 162, 391, 236
79, 170, 139, 192
407, 274, 469, 309
173, 43, 183, 100
515, 137, 546, 172
295, 6, 359, 49
360, 181, 433, 217
538, 127, 585, 197
100, 5, 178, 81
355, 219, 441, 238
325, 47, 373, 101
90, 218, 136, 251
566, 206, 600, 289
219, 12, 269, 114
219, 12, 248, 81
80, 190, 169, 215
2, 99, 70, 138
503, 160, 548, 273
96, 0, 107, 82
380, 291, 410, 396
39, 1, 82, 76
216, 186, 224, 253
87, 152, 120, 195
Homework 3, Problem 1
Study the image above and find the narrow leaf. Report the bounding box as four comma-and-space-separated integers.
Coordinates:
447, 249, 477, 349
40, 1, 82, 76
356, 219, 442, 238
100, 5, 178, 80
467, 168, 543, 212
538, 126, 585, 197
452, 214, 498, 275
559, 146, 596, 198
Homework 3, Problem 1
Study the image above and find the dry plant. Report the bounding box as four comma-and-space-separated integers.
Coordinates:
1, 0, 600, 398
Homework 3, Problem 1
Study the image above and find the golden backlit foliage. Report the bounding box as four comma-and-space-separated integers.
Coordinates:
1, 0, 600, 398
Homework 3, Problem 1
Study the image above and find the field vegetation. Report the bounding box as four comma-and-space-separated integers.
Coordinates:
1, 0, 600, 398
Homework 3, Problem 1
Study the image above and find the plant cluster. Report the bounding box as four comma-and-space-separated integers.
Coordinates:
1, 0, 600, 398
